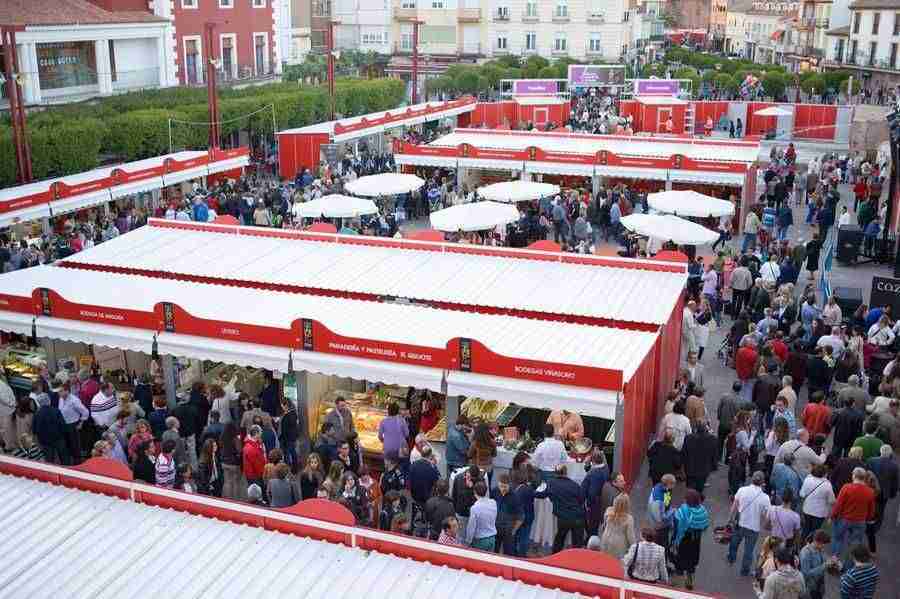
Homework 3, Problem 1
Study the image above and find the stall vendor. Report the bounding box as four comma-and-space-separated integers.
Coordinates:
547, 409, 584, 442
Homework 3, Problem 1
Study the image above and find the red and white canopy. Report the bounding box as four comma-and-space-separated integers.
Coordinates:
0, 148, 250, 228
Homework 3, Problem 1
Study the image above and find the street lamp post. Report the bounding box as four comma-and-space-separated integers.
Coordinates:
1, 25, 32, 184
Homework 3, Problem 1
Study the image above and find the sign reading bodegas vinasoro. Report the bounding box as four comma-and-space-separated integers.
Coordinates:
871, 276, 900, 315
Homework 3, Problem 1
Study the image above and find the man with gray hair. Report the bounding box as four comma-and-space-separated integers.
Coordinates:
728, 471, 771, 577
161, 416, 187, 466
830, 467, 875, 569
837, 375, 870, 412
756, 308, 779, 337
775, 429, 827, 480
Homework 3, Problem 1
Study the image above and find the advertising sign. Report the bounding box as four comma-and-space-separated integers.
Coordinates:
568, 64, 626, 87
512, 79, 559, 95
871, 276, 900, 315
635, 79, 680, 96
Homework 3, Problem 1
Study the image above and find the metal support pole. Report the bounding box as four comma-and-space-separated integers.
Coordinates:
2, 26, 32, 183
412, 21, 420, 105
204, 23, 221, 149
161, 355, 178, 410
327, 21, 336, 121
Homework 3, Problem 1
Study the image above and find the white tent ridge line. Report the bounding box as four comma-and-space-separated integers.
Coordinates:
344, 173, 426, 197
647, 189, 735, 218
430, 201, 521, 233
621, 213, 719, 245
477, 181, 560, 203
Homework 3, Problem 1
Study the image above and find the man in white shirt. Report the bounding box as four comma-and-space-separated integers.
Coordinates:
760, 255, 780, 286
838, 207, 852, 227
57, 380, 89, 464
681, 301, 698, 364
727, 471, 772, 577
799, 464, 835, 539
90, 382, 119, 429
817, 326, 846, 360
532, 423, 568, 479
774, 429, 827, 479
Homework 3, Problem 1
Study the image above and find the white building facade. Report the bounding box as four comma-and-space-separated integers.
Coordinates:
334, 0, 393, 54
486, 0, 633, 63
824, 0, 900, 86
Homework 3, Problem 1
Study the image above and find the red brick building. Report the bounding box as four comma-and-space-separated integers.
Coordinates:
151, 0, 281, 85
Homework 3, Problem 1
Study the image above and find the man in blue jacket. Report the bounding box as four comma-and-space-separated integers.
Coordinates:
192, 196, 209, 223
445, 414, 471, 476
581, 451, 609, 536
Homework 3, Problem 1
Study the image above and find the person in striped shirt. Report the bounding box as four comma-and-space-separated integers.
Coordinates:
155, 439, 177, 489
437, 516, 461, 546
90, 382, 119, 429
12, 433, 44, 462
840, 544, 879, 599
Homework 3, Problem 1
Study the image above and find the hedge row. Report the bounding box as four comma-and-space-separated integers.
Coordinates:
0, 78, 405, 189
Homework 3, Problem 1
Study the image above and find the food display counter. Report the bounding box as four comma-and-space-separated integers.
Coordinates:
2, 346, 46, 391
311, 386, 409, 455
176, 361, 266, 399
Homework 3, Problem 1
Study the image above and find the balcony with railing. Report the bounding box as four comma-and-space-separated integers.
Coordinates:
586, 44, 604, 56
587, 12, 606, 23
522, 10, 539, 22
552, 9, 570, 21
392, 1, 417, 20
551, 44, 569, 55
493, 10, 510, 21
457, 7, 480, 22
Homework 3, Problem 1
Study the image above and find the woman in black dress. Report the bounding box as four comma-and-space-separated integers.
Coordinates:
805, 234, 821, 280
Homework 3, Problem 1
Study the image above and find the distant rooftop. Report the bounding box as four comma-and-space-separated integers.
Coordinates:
0, 0, 167, 26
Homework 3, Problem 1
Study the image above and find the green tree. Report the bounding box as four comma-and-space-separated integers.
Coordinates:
713, 73, 733, 91
480, 64, 504, 90
495, 55, 521, 69
762, 71, 788, 99
799, 73, 825, 95
523, 55, 550, 78
538, 66, 557, 79
455, 69, 484, 95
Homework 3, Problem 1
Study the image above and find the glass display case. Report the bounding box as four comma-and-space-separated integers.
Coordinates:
313, 389, 389, 454
2, 346, 47, 390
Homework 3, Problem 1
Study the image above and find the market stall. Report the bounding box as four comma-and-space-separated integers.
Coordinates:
0, 219, 687, 487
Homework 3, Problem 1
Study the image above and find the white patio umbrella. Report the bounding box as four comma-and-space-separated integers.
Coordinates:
477, 181, 560, 203
430, 201, 520, 232
620, 213, 719, 245
647, 190, 735, 218
754, 106, 793, 117
344, 173, 425, 196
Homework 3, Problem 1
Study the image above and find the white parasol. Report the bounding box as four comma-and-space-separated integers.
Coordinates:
647, 190, 735, 218
620, 213, 719, 245
430, 201, 520, 232
293, 194, 379, 219
754, 106, 793, 117
477, 181, 560, 203
344, 173, 425, 196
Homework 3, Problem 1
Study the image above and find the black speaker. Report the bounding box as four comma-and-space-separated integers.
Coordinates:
837, 225, 863, 264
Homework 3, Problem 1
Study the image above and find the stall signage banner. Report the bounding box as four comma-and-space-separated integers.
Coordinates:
635, 79, 679, 96
512, 80, 558, 95
568, 65, 626, 87
871, 276, 900, 315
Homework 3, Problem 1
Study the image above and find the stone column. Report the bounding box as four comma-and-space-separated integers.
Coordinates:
95, 39, 113, 95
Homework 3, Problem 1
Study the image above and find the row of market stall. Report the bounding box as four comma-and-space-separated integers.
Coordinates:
0, 147, 250, 230
392, 129, 759, 232
0, 217, 687, 483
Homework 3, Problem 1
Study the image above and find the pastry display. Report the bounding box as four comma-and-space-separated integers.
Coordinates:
314, 390, 387, 454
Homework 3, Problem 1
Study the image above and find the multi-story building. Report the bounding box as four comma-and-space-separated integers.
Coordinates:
152, 0, 281, 85
725, 0, 799, 62
333, 0, 392, 55
485, 0, 632, 63
386, 0, 485, 100
786, 0, 832, 68
278, 0, 312, 66
0, 0, 177, 106
824, 0, 900, 87
628, 0, 667, 67
670, 0, 728, 48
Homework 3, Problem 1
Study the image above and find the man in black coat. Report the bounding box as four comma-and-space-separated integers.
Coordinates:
682, 422, 718, 496
830, 397, 865, 458
32, 395, 69, 465
279, 398, 299, 470
534, 464, 587, 553
753, 364, 781, 427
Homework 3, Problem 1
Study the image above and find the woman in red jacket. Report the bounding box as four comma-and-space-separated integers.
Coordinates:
242, 425, 267, 491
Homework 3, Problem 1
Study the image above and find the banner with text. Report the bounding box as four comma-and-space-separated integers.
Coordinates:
568, 65, 626, 87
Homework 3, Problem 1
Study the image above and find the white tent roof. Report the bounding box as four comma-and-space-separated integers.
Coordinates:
0, 266, 657, 394
754, 106, 793, 117
621, 213, 719, 245
0, 474, 590, 599
63, 222, 686, 324
429, 201, 521, 232
0, 151, 247, 228
344, 173, 425, 196
634, 96, 689, 105
514, 95, 568, 106
647, 190, 735, 218
276, 99, 475, 142
477, 181, 560, 203
429, 130, 760, 164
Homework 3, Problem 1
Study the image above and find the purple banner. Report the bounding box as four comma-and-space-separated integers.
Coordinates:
568, 64, 626, 87
636, 79, 680, 96
512, 80, 558, 94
